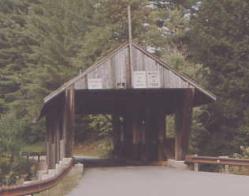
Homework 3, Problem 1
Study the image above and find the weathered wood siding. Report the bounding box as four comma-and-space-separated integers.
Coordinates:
74, 45, 193, 90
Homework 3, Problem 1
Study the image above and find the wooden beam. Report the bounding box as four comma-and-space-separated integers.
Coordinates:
175, 89, 194, 161
144, 107, 158, 161
131, 111, 140, 160
46, 114, 53, 169
46, 108, 59, 169
64, 86, 75, 157
157, 110, 166, 161
112, 114, 121, 158
123, 112, 133, 159
140, 117, 147, 161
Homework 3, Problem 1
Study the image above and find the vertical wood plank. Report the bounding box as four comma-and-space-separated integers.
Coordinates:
175, 89, 194, 160
123, 112, 133, 159
112, 114, 121, 158
157, 110, 166, 161
64, 86, 75, 158
46, 114, 52, 169
131, 111, 140, 160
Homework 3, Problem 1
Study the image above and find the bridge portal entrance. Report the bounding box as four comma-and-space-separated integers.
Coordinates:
39, 43, 215, 169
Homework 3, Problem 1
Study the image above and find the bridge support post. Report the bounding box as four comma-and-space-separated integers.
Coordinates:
46, 103, 65, 169
112, 114, 122, 158
46, 114, 53, 169
131, 111, 141, 160
46, 109, 58, 169
175, 89, 194, 161
64, 86, 75, 158
157, 110, 166, 161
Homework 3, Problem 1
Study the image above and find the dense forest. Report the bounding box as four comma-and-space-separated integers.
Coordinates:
0, 0, 249, 185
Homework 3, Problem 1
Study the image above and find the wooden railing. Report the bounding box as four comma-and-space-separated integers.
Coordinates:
21, 151, 46, 162
185, 155, 249, 172
0, 159, 73, 196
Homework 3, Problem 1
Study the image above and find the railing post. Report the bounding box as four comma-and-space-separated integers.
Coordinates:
224, 165, 229, 174
194, 163, 199, 172
193, 154, 199, 172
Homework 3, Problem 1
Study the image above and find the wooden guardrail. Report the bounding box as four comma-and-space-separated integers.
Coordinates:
185, 155, 249, 172
0, 159, 73, 196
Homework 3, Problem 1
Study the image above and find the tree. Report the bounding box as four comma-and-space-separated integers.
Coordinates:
189, 0, 249, 155
0, 0, 33, 114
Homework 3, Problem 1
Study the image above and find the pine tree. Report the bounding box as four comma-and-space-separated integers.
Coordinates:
190, 0, 249, 155
0, 0, 32, 114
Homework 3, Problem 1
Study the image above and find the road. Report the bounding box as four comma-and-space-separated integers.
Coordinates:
68, 166, 249, 196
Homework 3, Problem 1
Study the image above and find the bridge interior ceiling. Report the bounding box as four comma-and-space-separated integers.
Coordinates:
76, 89, 177, 115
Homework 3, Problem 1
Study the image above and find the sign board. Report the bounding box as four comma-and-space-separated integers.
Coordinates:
133, 71, 146, 88
147, 71, 160, 88
87, 78, 103, 89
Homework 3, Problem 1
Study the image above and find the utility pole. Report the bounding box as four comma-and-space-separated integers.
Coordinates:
128, 4, 133, 87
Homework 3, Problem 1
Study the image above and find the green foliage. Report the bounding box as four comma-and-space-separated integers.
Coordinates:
1, 0, 248, 175
0, 113, 34, 185
75, 115, 112, 143
166, 114, 175, 138
189, 0, 249, 155
233, 146, 249, 159
87, 115, 112, 137
0, 113, 24, 155
0, 156, 33, 185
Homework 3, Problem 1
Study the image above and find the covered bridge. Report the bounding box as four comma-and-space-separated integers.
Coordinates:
39, 42, 215, 169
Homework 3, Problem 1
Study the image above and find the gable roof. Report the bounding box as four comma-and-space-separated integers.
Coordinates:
37, 42, 216, 119
43, 42, 215, 104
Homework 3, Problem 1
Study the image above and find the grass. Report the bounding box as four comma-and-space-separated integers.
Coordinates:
73, 137, 113, 158
21, 137, 113, 157
36, 164, 83, 196
21, 142, 45, 153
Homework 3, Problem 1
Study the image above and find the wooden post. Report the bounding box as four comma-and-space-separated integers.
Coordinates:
157, 110, 166, 161
151, 110, 159, 161
51, 142, 56, 168
112, 114, 121, 158
123, 112, 133, 160
46, 114, 52, 169
64, 86, 75, 158
140, 116, 147, 161
145, 107, 152, 161
175, 89, 194, 161
194, 163, 199, 172
46, 109, 58, 169
131, 111, 141, 160
144, 107, 158, 161
58, 114, 64, 160
56, 119, 61, 163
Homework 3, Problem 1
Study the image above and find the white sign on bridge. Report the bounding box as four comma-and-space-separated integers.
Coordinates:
133, 71, 147, 88
133, 71, 160, 88
147, 71, 160, 88
87, 78, 103, 89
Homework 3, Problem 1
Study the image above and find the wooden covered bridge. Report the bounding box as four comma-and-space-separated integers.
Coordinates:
38, 41, 215, 169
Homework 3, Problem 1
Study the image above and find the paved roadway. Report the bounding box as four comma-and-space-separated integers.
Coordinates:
68, 166, 249, 196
